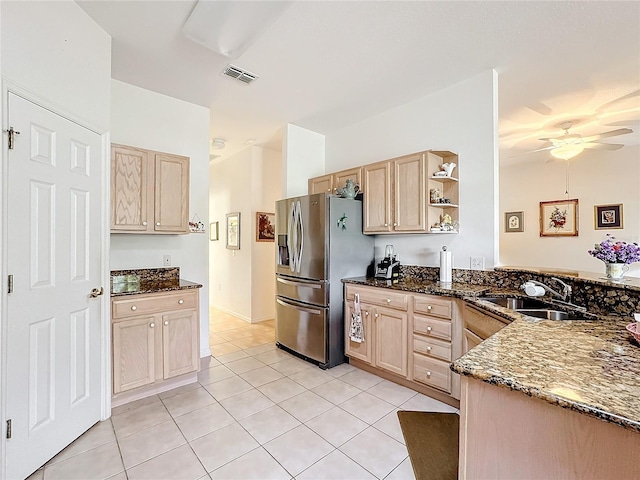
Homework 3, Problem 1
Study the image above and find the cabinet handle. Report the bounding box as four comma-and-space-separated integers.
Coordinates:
327, 189, 331, 192
374, 313, 379, 318
142, 221, 147, 226
393, 222, 397, 227
426, 371, 432, 377
386, 298, 391, 303
131, 305, 137, 311
365, 311, 369, 316
384, 223, 388, 227
164, 320, 169, 326
427, 346, 432, 352
149, 322, 155, 328
427, 305, 432, 311
156, 222, 161, 226
426, 326, 432, 333
178, 299, 184, 305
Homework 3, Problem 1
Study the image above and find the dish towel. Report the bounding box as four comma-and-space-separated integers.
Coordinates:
349, 293, 365, 343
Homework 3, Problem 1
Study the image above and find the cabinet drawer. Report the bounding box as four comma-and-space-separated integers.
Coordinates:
413, 353, 451, 393
413, 314, 451, 341
413, 295, 452, 319
112, 290, 198, 319
345, 285, 408, 311
413, 335, 451, 362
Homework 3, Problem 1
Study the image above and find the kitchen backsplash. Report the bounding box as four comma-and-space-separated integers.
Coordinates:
399, 265, 640, 317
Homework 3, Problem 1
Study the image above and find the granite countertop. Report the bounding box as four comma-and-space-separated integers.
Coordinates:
344, 276, 640, 432
110, 267, 202, 297
342, 276, 490, 298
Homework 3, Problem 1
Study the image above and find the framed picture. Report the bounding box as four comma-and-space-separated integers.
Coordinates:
256, 212, 275, 242
540, 199, 579, 237
209, 221, 219, 241
594, 204, 623, 230
226, 212, 240, 250
505, 211, 524, 233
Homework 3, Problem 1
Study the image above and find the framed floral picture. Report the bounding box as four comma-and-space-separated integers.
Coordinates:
540, 199, 579, 237
256, 212, 275, 242
505, 211, 524, 233
594, 203, 623, 230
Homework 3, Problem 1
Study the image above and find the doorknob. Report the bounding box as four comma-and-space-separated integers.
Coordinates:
89, 287, 104, 298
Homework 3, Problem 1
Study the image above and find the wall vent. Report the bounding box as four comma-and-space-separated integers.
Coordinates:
221, 64, 259, 85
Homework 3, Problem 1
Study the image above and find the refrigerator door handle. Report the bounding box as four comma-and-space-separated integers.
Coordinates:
276, 298, 323, 315
276, 277, 322, 289
296, 200, 304, 273
288, 202, 296, 272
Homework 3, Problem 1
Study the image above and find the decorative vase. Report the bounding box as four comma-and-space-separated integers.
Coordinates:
605, 262, 629, 280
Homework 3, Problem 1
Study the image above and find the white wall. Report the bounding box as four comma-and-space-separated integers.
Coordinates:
500, 145, 640, 278
1, 1, 111, 132
283, 124, 325, 197
110, 80, 211, 356
209, 149, 253, 320
325, 70, 499, 269
251, 148, 281, 321
210, 146, 282, 322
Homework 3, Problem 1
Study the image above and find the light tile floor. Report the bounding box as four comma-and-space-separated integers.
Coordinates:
28, 309, 458, 480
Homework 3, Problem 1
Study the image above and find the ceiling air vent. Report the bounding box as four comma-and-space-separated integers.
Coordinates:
221, 64, 259, 85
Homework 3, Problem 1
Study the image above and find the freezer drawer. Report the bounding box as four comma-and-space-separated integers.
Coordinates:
276, 296, 327, 364
276, 275, 327, 306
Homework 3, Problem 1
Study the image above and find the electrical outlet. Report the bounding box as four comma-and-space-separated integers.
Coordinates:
470, 256, 485, 270
163, 255, 171, 266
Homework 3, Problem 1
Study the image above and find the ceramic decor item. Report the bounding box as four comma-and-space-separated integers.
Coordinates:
441, 162, 456, 176
336, 179, 359, 199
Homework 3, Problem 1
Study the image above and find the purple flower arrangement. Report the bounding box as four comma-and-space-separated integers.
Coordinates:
588, 235, 640, 264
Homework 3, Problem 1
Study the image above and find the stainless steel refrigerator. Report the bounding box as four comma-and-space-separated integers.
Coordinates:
275, 193, 374, 369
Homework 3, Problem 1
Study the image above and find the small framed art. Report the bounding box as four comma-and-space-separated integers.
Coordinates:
226, 212, 240, 250
210, 221, 219, 241
256, 212, 275, 242
540, 199, 579, 237
594, 203, 623, 230
505, 211, 524, 233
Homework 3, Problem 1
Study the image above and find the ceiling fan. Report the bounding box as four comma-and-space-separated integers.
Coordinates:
528, 121, 633, 160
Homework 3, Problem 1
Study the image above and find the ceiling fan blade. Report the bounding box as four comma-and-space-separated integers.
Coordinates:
507, 145, 556, 158
580, 128, 633, 143
583, 142, 624, 151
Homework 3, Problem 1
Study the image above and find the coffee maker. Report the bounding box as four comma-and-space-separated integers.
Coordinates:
375, 245, 400, 280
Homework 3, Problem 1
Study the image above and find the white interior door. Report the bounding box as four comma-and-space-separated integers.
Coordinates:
5, 93, 104, 479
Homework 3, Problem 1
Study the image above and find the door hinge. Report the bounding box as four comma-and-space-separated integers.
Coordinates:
4, 127, 21, 150
6, 419, 11, 439
8, 274, 14, 294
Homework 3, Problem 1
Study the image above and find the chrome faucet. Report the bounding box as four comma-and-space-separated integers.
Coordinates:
522, 277, 572, 303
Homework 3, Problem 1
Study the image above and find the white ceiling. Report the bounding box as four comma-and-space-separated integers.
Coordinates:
77, 0, 640, 163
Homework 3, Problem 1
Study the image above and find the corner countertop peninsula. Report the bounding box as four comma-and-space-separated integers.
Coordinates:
110, 267, 202, 296
344, 269, 640, 433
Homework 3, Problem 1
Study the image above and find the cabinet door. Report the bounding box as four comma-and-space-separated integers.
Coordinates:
162, 309, 199, 379
394, 153, 426, 232
344, 301, 373, 364
112, 316, 156, 393
363, 161, 392, 233
111, 145, 150, 232
333, 167, 362, 193
374, 306, 408, 377
154, 153, 189, 233
308, 174, 333, 195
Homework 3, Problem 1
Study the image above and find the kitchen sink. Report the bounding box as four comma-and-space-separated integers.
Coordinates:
514, 308, 589, 321
478, 297, 550, 310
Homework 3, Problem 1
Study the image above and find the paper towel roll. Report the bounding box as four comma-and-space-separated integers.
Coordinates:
440, 247, 452, 283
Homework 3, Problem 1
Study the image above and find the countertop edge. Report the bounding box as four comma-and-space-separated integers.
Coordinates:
110, 279, 203, 297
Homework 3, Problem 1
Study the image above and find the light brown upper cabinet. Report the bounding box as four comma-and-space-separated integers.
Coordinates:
308, 166, 362, 195
111, 144, 190, 234
363, 150, 458, 234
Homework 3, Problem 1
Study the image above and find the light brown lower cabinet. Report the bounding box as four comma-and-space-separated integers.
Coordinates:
345, 284, 462, 406
112, 290, 200, 401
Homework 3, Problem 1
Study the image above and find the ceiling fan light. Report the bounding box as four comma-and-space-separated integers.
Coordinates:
550, 143, 585, 160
